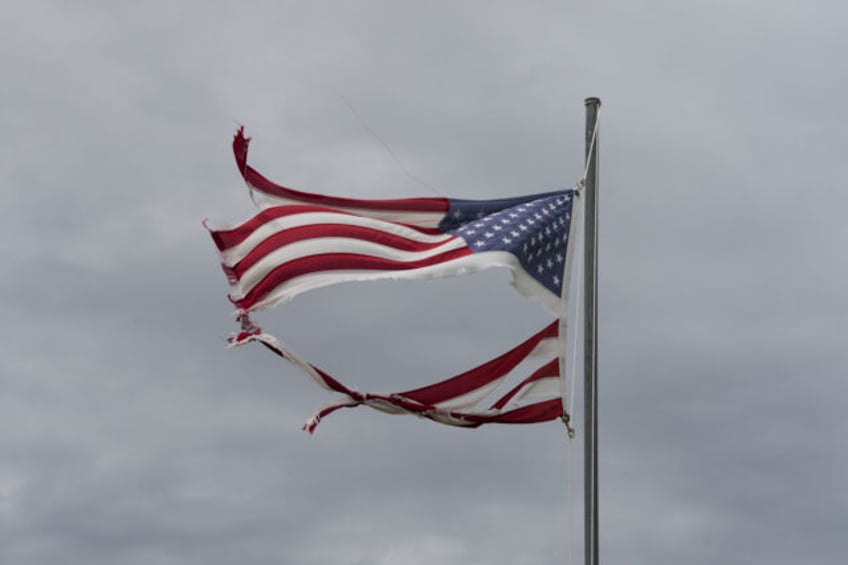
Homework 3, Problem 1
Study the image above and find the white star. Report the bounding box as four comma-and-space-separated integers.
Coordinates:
519, 224, 528, 232
556, 253, 563, 263
485, 231, 494, 238
547, 259, 554, 269
452, 210, 463, 219
502, 237, 512, 244
553, 275, 560, 285
493, 225, 502, 231
474, 240, 486, 247
537, 264, 545, 274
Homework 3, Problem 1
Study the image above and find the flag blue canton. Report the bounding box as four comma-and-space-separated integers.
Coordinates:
443, 190, 574, 296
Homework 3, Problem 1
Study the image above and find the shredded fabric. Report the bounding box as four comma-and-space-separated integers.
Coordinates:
229, 315, 567, 433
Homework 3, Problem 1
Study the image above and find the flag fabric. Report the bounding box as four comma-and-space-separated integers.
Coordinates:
208, 128, 576, 316
229, 318, 565, 433
206, 128, 580, 432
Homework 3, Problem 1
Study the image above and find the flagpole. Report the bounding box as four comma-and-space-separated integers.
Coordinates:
583, 97, 601, 565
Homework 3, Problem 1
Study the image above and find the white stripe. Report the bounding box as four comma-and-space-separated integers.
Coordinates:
426, 412, 482, 427
241, 250, 562, 313
246, 333, 331, 390
252, 191, 447, 228
219, 211, 456, 265
560, 191, 581, 424
231, 236, 469, 299
433, 378, 507, 411
508, 375, 562, 404
362, 398, 410, 415
432, 338, 559, 410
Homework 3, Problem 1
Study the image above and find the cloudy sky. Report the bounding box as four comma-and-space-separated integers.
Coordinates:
2, 1, 847, 564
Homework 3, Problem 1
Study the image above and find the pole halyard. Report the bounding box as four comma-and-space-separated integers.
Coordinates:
583, 97, 601, 565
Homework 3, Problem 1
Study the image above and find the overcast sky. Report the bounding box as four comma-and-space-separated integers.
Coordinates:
2, 1, 847, 564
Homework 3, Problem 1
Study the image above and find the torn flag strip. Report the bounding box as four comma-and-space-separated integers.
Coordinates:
229, 321, 564, 433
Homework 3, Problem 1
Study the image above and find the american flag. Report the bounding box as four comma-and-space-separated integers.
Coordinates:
209, 128, 575, 316
207, 128, 579, 431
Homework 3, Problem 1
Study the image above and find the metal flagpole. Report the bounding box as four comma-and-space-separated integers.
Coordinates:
583, 97, 601, 565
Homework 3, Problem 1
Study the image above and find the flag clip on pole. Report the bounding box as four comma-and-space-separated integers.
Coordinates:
583, 97, 601, 565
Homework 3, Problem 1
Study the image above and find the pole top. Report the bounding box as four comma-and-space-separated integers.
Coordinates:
584, 97, 602, 107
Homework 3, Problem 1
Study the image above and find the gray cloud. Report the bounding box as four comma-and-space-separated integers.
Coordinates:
2, 1, 847, 564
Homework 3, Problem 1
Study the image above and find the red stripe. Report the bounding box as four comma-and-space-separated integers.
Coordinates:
313, 367, 359, 398
398, 322, 559, 405
464, 398, 563, 425
489, 358, 559, 410
224, 224, 459, 282
233, 127, 450, 214
231, 247, 474, 310
304, 403, 354, 434
209, 205, 352, 251
209, 205, 446, 252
